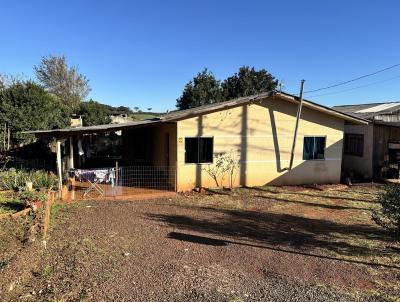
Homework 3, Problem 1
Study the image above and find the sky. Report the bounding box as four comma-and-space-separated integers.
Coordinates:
0, 0, 399, 112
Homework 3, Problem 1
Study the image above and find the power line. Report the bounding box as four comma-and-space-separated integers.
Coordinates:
307, 75, 400, 98
304, 63, 400, 94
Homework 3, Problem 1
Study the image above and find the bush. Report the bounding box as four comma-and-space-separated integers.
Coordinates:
19, 190, 48, 210
30, 170, 58, 190
0, 169, 58, 191
0, 169, 30, 191
372, 184, 400, 238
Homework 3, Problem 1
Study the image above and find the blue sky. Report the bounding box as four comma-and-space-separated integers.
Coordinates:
0, 0, 399, 112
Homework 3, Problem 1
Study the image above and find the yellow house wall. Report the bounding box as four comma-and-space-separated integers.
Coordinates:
176, 97, 344, 191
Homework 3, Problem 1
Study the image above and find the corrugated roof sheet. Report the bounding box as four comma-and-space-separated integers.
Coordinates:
334, 101, 400, 120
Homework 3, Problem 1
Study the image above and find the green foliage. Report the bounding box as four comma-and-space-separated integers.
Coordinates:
176, 66, 277, 110
35, 55, 91, 110
372, 184, 400, 238
0, 80, 70, 145
78, 100, 135, 126
0, 169, 58, 191
30, 170, 58, 190
222, 66, 277, 100
0, 169, 32, 191
176, 68, 223, 110
19, 190, 48, 204
78, 100, 112, 126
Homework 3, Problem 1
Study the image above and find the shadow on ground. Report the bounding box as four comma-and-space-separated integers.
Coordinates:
0, 201, 24, 213
148, 206, 399, 269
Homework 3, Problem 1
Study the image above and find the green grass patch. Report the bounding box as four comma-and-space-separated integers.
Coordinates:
130, 112, 162, 120
0, 192, 24, 215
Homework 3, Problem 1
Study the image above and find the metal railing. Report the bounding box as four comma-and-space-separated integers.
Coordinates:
67, 166, 176, 200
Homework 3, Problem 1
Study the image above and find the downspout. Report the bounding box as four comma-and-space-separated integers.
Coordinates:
288, 80, 305, 170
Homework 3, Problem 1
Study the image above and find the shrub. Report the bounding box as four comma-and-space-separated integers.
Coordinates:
30, 171, 58, 190
372, 184, 400, 238
0, 169, 58, 191
0, 168, 30, 191
202, 152, 239, 188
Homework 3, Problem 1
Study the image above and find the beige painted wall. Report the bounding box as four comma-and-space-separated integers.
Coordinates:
176, 97, 345, 191
341, 124, 374, 180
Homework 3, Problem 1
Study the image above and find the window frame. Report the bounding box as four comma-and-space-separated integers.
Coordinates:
302, 135, 327, 161
184, 136, 214, 164
344, 133, 364, 157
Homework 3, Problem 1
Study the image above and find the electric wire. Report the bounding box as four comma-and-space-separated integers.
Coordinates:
307, 75, 400, 98
304, 63, 400, 94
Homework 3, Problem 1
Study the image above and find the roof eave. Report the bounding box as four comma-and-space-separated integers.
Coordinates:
276, 92, 369, 125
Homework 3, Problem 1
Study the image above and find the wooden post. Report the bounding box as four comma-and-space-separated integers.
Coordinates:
69, 136, 74, 169
115, 161, 119, 185
7, 126, 10, 151
3, 123, 6, 151
43, 191, 54, 240
56, 140, 62, 197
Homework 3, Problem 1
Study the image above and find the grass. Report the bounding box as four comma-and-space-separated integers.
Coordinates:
130, 112, 162, 121
0, 191, 24, 215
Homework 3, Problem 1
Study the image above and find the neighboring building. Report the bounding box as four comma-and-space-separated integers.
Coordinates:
26, 91, 366, 196
109, 112, 133, 124
70, 115, 83, 128
334, 102, 400, 180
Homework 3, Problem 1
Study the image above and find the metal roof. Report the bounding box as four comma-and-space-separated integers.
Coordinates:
333, 101, 400, 120
24, 91, 368, 138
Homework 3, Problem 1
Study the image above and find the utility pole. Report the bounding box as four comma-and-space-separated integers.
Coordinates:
289, 80, 305, 170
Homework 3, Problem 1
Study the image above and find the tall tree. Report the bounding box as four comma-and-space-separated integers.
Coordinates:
34, 55, 91, 110
176, 69, 223, 110
222, 66, 278, 100
78, 100, 112, 126
0, 81, 70, 145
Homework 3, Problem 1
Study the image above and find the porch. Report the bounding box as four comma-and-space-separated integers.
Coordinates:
49, 121, 177, 201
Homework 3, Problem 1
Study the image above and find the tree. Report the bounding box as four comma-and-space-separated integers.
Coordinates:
372, 184, 400, 238
222, 66, 278, 100
0, 81, 70, 145
110, 106, 132, 115
35, 55, 91, 110
176, 68, 223, 110
78, 100, 112, 126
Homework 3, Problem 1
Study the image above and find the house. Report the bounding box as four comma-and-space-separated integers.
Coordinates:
333, 102, 400, 181
26, 91, 366, 198
109, 112, 133, 124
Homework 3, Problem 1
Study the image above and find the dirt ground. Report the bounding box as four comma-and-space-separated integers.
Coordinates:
0, 184, 399, 301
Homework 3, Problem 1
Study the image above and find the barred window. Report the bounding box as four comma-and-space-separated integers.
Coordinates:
344, 134, 364, 157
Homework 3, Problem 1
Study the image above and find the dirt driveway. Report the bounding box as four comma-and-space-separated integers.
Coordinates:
1, 185, 399, 301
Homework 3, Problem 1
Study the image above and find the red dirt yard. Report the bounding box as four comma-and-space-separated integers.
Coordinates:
0, 184, 399, 301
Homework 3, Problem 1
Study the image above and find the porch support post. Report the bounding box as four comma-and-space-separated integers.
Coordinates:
56, 139, 63, 196
69, 136, 74, 169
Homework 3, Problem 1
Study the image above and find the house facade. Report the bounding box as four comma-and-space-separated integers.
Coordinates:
27, 92, 366, 197
334, 102, 400, 181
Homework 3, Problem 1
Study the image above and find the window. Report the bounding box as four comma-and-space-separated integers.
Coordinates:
185, 137, 213, 164
344, 134, 364, 157
303, 136, 326, 160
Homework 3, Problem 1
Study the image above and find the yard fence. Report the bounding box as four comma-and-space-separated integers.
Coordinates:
67, 165, 176, 200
